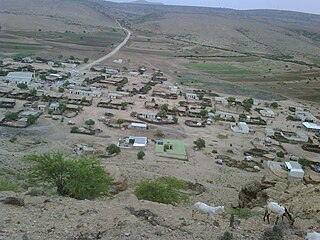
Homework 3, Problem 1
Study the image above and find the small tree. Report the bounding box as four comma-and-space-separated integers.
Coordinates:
155, 129, 165, 138
58, 87, 65, 93
160, 104, 169, 112
85, 119, 95, 128
198, 92, 204, 100
58, 102, 67, 113
83, 57, 89, 63
106, 144, 120, 155
227, 97, 236, 105
242, 98, 254, 112
270, 102, 279, 109
173, 116, 178, 124
25, 152, 113, 200
116, 118, 124, 127
194, 138, 206, 150
276, 151, 285, 158
29, 88, 37, 96
137, 151, 145, 160
157, 110, 167, 118
17, 83, 28, 90
5, 112, 19, 121
199, 109, 208, 118
27, 115, 37, 125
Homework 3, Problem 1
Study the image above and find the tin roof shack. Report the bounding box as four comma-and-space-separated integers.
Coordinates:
5, 72, 33, 85
155, 139, 188, 160
68, 86, 101, 97
66, 95, 92, 106
46, 74, 62, 82
296, 111, 317, 122
260, 108, 275, 118
7, 89, 29, 100
0, 98, 16, 108
130, 122, 148, 130
231, 122, 250, 133
285, 161, 304, 180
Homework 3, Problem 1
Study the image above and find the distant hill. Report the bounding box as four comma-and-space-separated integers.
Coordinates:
129, 0, 163, 5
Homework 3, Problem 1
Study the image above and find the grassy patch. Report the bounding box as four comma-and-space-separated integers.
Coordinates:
226, 208, 257, 219
185, 62, 257, 75
0, 179, 21, 192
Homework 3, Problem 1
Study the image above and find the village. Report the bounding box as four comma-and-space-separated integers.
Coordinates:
1, 54, 320, 239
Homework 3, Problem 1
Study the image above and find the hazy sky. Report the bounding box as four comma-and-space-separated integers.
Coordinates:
113, 0, 320, 14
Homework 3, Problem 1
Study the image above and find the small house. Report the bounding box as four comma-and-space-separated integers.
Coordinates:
5, 72, 33, 85
260, 108, 275, 118
185, 92, 199, 100
285, 161, 304, 180
231, 122, 249, 133
303, 122, 320, 132
296, 111, 317, 122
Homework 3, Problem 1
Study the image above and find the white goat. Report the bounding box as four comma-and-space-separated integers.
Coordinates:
263, 202, 294, 226
307, 231, 320, 240
192, 202, 225, 221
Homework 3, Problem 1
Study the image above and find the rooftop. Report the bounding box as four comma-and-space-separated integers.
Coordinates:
155, 139, 187, 160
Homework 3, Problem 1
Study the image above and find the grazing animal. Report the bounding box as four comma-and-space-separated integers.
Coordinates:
263, 202, 294, 226
307, 231, 320, 240
192, 202, 225, 221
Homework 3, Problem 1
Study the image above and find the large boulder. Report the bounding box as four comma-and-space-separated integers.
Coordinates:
238, 180, 268, 208
106, 166, 128, 194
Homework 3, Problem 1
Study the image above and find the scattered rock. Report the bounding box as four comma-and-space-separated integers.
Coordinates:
0, 197, 25, 207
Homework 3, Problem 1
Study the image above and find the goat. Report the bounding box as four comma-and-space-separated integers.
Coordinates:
192, 202, 225, 221
263, 202, 295, 226
307, 231, 320, 240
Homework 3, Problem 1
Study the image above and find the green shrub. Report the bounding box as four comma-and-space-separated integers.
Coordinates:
219, 231, 233, 240
25, 152, 113, 200
260, 226, 283, 240
194, 138, 206, 150
137, 151, 145, 160
106, 144, 120, 155
276, 151, 285, 158
134, 177, 188, 205
0, 179, 21, 192
298, 158, 312, 168
9, 136, 17, 143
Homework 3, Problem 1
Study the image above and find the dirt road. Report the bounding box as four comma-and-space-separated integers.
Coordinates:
79, 22, 131, 71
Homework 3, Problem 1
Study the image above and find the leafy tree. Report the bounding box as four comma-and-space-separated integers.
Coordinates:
29, 88, 37, 96
172, 107, 178, 114
106, 144, 120, 155
17, 83, 28, 90
198, 92, 204, 100
276, 151, 285, 158
160, 104, 169, 112
83, 57, 89, 63
58, 87, 65, 93
227, 96, 236, 105
157, 110, 167, 118
194, 138, 206, 150
85, 119, 95, 128
116, 118, 124, 127
121, 102, 128, 110
5, 112, 19, 121
71, 126, 79, 133
242, 98, 254, 112
137, 151, 145, 160
199, 109, 208, 118
173, 116, 178, 124
69, 56, 75, 60
58, 103, 67, 113
27, 115, 37, 125
58, 54, 63, 59
25, 152, 113, 199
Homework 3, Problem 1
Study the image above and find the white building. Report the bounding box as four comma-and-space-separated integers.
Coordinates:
185, 92, 199, 100
69, 87, 101, 97
5, 72, 33, 85
131, 122, 148, 130
231, 122, 250, 133
285, 161, 304, 180
214, 97, 228, 106
260, 108, 275, 118
303, 122, 320, 132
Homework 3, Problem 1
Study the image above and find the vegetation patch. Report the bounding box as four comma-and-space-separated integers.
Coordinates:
185, 62, 257, 75
134, 176, 188, 205
226, 208, 256, 219
0, 179, 21, 192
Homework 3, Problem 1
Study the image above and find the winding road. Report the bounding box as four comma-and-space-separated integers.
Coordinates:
79, 22, 131, 71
